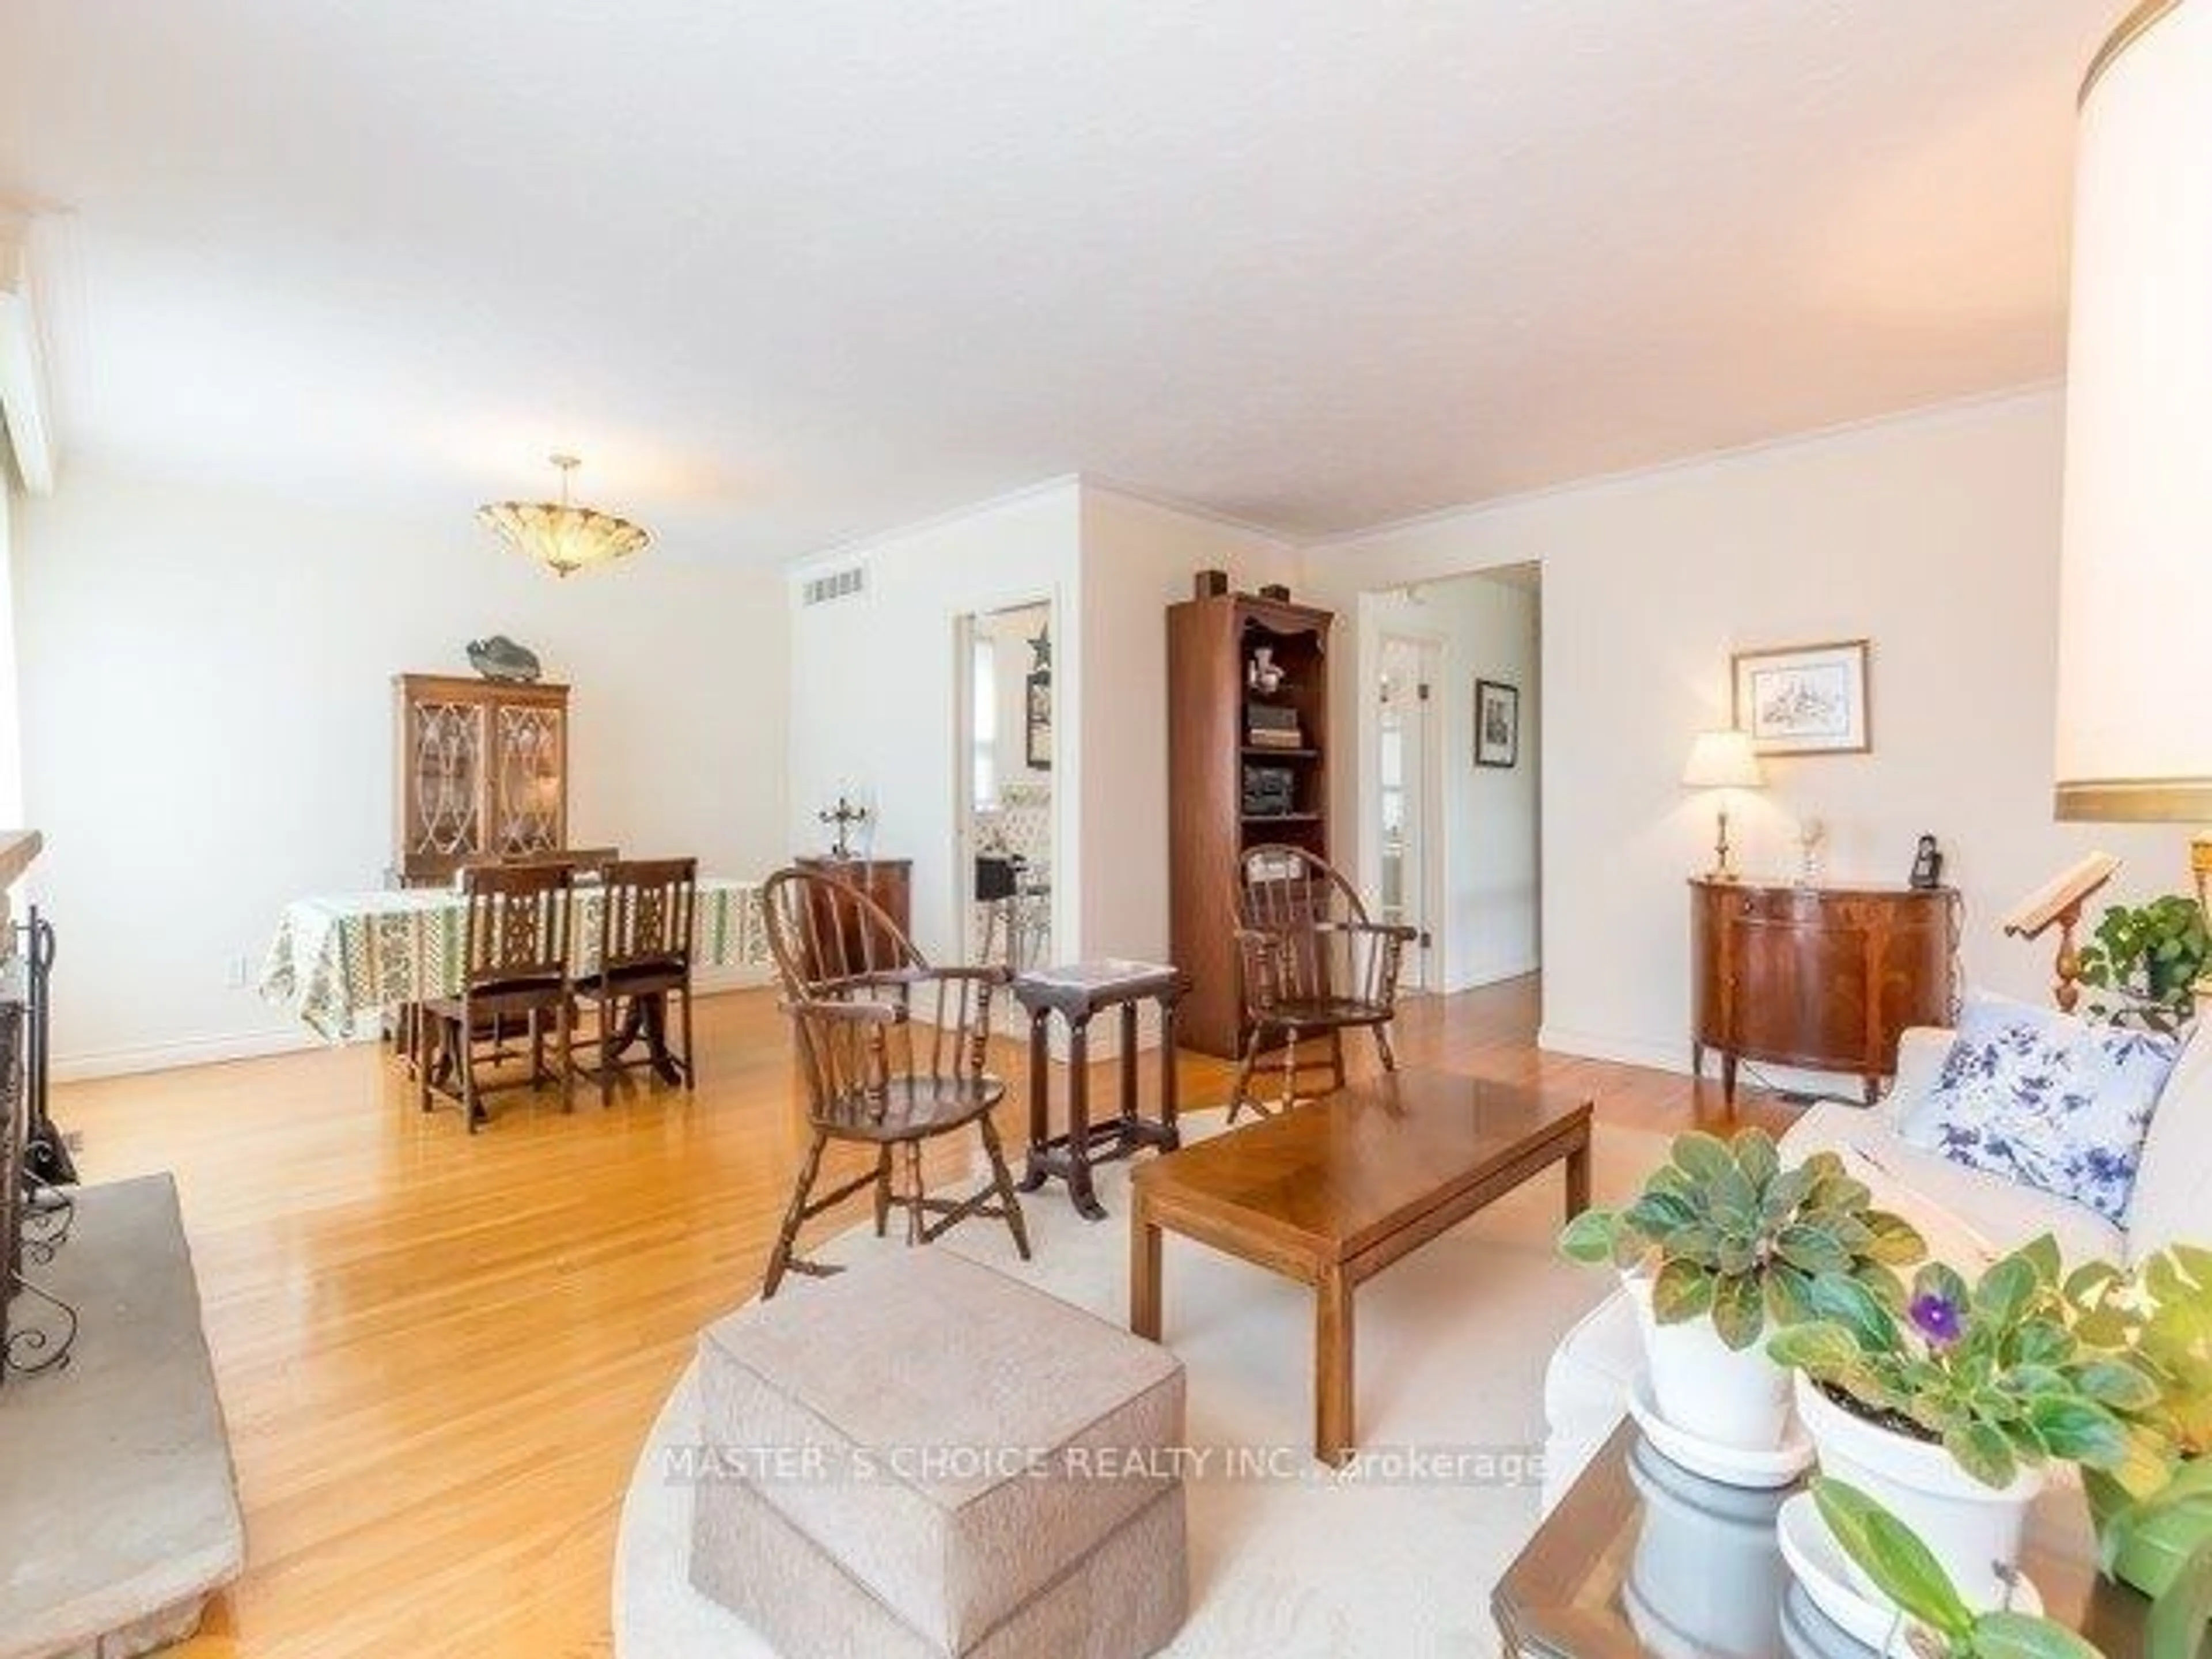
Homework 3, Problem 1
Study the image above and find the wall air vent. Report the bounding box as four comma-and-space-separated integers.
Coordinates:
801, 566, 867, 607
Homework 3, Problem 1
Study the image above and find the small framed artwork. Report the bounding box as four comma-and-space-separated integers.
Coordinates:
1475, 678, 1520, 768
1025, 671, 1054, 770
1732, 639, 1870, 756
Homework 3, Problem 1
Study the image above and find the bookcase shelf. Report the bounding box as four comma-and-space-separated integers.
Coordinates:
1168, 588, 1335, 1058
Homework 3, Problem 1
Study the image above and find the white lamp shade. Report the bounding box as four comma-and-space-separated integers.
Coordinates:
2055, 1, 2212, 823
1681, 729, 1764, 790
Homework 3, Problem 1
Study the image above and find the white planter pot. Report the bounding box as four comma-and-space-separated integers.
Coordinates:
1626, 1275, 1793, 1452
1794, 1372, 2043, 1612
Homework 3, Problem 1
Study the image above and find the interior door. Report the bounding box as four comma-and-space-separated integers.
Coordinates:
1377, 639, 1435, 989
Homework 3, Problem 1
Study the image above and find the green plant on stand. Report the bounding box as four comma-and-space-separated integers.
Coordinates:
2077, 895, 2209, 1033
1812, 1476, 2106, 1658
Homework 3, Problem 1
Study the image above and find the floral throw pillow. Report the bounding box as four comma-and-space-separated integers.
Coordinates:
1899, 993, 2181, 1224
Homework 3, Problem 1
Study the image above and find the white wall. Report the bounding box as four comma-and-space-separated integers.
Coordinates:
1077, 487, 1298, 964
786, 481, 1083, 965
1362, 573, 1542, 991
1306, 390, 2183, 1074
14, 463, 790, 1076
784, 479, 1298, 1016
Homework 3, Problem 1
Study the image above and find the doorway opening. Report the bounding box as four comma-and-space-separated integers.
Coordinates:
955, 599, 1058, 982
1359, 565, 1543, 997
1376, 634, 1443, 992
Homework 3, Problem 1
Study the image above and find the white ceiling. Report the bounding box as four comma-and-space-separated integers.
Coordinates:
0, 1, 2124, 565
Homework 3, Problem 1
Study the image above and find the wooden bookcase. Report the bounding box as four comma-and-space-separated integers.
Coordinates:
1168, 590, 1335, 1058
392, 673, 571, 884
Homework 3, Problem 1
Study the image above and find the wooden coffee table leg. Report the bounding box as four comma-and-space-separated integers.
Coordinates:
1316, 1265, 1354, 1467
1131, 1198, 1163, 1340
1565, 1126, 1592, 1221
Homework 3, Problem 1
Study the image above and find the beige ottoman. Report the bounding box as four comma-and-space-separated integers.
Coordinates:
689, 1249, 1188, 1659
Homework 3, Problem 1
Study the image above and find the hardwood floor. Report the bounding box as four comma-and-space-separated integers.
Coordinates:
48, 976, 1775, 1658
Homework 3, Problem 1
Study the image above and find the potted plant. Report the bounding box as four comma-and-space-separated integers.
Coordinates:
2067, 1245, 2212, 1607
2077, 893, 2209, 1033
1811, 1476, 2106, 1658
1559, 1129, 1925, 1452
1769, 1236, 2168, 1612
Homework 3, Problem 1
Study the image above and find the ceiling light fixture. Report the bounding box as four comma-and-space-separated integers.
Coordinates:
478, 452, 650, 579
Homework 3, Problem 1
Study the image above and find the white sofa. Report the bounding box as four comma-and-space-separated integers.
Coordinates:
1540, 1019, 2212, 1512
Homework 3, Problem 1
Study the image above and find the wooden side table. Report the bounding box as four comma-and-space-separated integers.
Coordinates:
1013, 961, 1187, 1221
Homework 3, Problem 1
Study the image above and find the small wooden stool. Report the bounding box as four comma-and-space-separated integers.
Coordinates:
1013, 961, 1187, 1221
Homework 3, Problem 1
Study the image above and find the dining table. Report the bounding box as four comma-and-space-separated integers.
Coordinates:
260, 877, 768, 1044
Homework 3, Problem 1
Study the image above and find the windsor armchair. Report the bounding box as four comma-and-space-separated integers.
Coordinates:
1231, 844, 1416, 1122
759, 868, 1031, 1298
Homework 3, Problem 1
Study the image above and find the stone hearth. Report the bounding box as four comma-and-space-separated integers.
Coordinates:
0, 1175, 245, 1659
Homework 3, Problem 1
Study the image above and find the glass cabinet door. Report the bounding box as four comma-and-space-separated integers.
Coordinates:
408, 700, 487, 863
493, 703, 565, 855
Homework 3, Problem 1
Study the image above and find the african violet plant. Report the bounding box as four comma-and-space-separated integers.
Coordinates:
1767, 1235, 2169, 1494
1813, 1477, 2106, 1659
1559, 1128, 1926, 1349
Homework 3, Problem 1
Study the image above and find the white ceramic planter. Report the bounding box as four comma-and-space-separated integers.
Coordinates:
1794, 1372, 2043, 1612
1626, 1275, 1793, 1452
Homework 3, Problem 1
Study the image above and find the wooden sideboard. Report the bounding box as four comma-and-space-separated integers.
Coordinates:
1690, 877, 1960, 1105
793, 857, 912, 964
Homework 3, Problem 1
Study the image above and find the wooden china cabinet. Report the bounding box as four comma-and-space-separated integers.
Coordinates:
392, 674, 571, 884
1168, 589, 1335, 1058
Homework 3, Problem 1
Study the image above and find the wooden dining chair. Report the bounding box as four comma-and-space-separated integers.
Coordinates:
416, 862, 576, 1132
573, 857, 698, 1105
1230, 843, 1417, 1122
757, 866, 1030, 1297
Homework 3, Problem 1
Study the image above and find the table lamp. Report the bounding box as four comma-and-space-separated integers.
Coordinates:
2053, 0, 2212, 999
1681, 729, 1764, 881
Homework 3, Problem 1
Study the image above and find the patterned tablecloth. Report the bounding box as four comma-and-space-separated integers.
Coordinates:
260, 878, 768, 1041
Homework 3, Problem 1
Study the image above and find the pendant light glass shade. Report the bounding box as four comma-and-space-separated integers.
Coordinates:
478, 453, 650, 578
2054, 0, 2212, 823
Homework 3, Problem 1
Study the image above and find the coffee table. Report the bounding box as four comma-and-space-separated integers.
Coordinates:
1493, 1423, 2147, 1658
1129, 1069, 1591, 1467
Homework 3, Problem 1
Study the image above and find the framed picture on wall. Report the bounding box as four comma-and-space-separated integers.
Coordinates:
1475, 678, 1519, 768
1732, 639, 1870, 756
1025, 671, 1054, 770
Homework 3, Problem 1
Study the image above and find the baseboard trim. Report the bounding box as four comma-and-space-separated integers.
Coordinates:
54, 1027, 342, 1083
56, 969, 781, 1082
1536, 1024, 1692, 1077
1448, 958, 1541, 995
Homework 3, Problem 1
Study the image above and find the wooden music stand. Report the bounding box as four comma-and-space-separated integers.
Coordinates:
2003, 853, 2122, 1013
